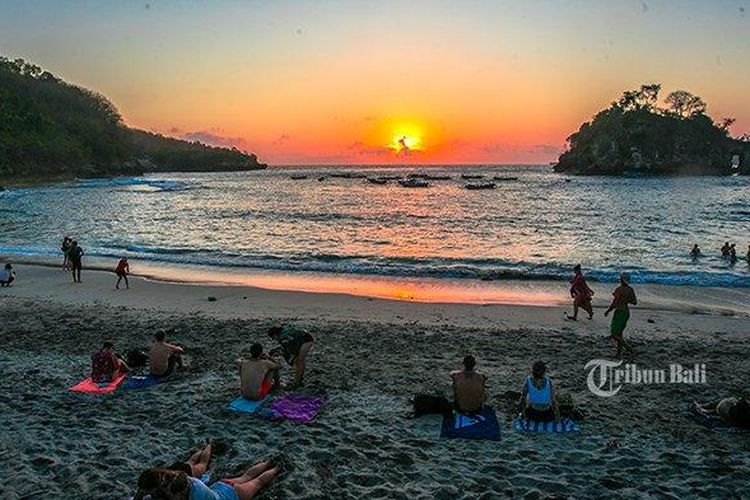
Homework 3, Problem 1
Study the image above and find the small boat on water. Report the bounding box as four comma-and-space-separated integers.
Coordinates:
367, 177, 389, 185
290, 174, 308, 180
399, 178, 430, 188
461, 174, 485, 179
465, 182, 496, 190
492, 176, 519, 182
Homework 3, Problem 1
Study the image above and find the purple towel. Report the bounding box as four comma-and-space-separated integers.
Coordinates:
261, 394, 327, 422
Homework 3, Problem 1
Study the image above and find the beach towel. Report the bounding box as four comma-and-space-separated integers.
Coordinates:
514, 414, 580, 433
228, 396, 270, 414
69, 372, 128, 394
125, 374, 165, 390
440, 407, 501, 441
259, 394, 327, 422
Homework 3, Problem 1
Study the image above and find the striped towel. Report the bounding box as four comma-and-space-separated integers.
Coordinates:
514, 414, 580, 433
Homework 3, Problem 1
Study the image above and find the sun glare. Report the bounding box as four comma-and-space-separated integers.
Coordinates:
389, 124, 424, 154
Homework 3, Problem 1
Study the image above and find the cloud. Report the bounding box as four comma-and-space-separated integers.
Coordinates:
272, 133, 291, 145
180, 130, 249, 151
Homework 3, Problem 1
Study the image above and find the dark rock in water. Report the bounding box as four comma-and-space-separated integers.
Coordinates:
207, 296, 217, 302
647, 318, 656, 324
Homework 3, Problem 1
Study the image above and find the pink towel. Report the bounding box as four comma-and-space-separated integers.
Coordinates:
69, 372, 128, 394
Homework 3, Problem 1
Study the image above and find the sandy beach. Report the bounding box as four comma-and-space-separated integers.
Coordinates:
0, 264, 748, 498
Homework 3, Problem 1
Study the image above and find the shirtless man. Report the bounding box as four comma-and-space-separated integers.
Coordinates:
450, 355, 486, 415
268, 326, 314, 387
149, 330, 184, 377
237, 343, 281, 400
604, 272, 637, 359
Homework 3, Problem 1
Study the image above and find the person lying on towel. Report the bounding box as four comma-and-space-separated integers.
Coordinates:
268, 326, 313, 388
450, 355, 487, 415
520, 361, 560, 422
91, 340, 130, 383
695, 396, 750, 428
238, 343, 282, 401
149, 330, 184, 378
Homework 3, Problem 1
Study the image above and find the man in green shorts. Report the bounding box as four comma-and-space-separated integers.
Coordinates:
604, 272, 637, 359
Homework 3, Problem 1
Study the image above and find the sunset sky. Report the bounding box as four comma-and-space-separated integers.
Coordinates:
1, 0, 748, 165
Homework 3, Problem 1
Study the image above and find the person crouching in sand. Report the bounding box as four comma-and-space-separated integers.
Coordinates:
134, 459, 279, 500
604, 272, 637, 359
567, 264, 594, 321
450, 355, 486, 415
520, 361, 559, 422
91, 341, 130, 383
149, 330, 184, 377
238, 343, 282, 400
167, 441, 214, 480
115, 257, 130, 289
268, 326, 313, 388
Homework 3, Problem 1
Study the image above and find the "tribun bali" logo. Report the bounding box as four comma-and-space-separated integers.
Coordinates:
585, 359, 706, 397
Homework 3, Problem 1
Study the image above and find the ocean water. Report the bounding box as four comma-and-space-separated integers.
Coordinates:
1, 165, 749, 288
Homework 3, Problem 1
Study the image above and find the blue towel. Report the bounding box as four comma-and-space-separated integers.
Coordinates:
125, 375, 165, 390
514, 414, 580, 433
440, 407, 501, 441
228, 396, 270, 414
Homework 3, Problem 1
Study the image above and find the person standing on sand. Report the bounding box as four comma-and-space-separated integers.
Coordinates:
690, 244, 701, 260
61, 236, 72, 270
268, 326, 314, 388
91, 341, 130, 383
115, 257, 130, 289
149, 330, 184, 377
238, 343, 282, 400
604, 272, 637, 359
729, 244, 738, 265
450, 355, 486, 414
567, 264, 594, 321
68, 240, 84, 283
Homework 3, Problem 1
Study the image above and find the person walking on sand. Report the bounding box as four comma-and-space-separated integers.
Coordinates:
91, 341, 130, 383
68, 240, 84, 283
61, 236, 72, 270
115, 257, 130, 289
0, 263, 16, 287
604, 272, 637, 359
135, 459, 280, 500
149, 330, 184, 377
268, 326, 313, 388
238, 343, 282, 401
450, 355, 486, 415
519, 361, 560, 422
690, 244, 701, 261
567, 264, 594, 321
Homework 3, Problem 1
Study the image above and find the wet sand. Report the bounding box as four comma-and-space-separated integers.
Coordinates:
0, 265, 748, 498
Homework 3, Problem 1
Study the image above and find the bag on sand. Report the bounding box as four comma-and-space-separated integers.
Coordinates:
126, 349, 149, 369
411, 394, 452, 418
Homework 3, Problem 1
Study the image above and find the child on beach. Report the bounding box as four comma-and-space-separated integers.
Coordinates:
115, 257, 130, 289
567, 264, 594, 320
135, 459, 279, 500
450, 355, 486, 414
91, 341, 130, 383
604, 272, 637, 359
238, 343, 282, 401
0, 263, 16, 287
268, 326, 314, 388
520, 361, 560, 422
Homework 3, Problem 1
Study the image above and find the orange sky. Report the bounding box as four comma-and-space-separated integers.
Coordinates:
1, 1, 748, 165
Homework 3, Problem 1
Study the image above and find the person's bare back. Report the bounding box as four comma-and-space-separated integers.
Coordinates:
239, 358, 279, 400
451, 364, 486, 414
149, 339, 183, 376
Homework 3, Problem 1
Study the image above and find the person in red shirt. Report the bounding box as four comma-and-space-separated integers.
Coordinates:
115, 257, 130, 290
91, 341, 130, 383
567, 264, 594, 321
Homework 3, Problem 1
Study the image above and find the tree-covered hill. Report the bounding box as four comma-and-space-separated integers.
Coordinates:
554, 84, 749, 176
0, 56, 265, 183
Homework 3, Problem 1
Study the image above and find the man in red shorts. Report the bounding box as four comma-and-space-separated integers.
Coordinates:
237, 343, 281, 400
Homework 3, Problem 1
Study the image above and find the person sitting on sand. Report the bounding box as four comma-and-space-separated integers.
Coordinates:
0, 263, 16, 287
450, 355, 486, 414
604, 272, 637, 359
520, 361, 560, 422
61, 236, 72, 270
168, 441, 213, 479
134, 459, 279, 500
91, 341, 130, 383
149, 330, 184, 377
68, 240, 84, 283
238, 343, 281, 401
115, 257, 130, 290
694, 396, 750, 428
268, 326, 313, 388
567, 264, 594, 321
690, 244, 701, 260
721, 241, 731, 258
